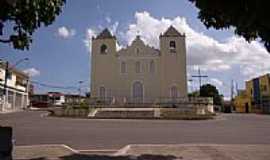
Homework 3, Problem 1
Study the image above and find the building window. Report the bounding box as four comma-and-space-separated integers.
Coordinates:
7, 71, 12, 80
170, 41, 176, 49
136, 48, 140, 54
99, 86, 106, 100
149, 60, 155, 73
135, 61, 141, 73
170, 86, 178, 98
262, 85, 267, 91
169, 41, 176, 53
100, 44, 108, 54
121, 61, 127, 73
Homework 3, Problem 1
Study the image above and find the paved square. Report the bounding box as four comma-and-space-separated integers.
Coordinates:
1, 111, 270, 150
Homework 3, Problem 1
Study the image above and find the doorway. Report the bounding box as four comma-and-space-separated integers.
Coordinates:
245, 103, 249, 113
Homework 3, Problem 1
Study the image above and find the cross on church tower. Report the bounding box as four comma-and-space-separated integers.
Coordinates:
136, 30, 141, 36
192, 68, 208, 95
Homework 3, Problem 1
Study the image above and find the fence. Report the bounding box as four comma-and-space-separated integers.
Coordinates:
85, 96, 213, 108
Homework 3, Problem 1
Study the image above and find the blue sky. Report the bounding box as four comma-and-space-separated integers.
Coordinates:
1, 0, 270, 99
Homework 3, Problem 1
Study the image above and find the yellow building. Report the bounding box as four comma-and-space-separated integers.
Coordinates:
233, 90, 250, 113
90, 26, 187, 104
234, 73, 270, 113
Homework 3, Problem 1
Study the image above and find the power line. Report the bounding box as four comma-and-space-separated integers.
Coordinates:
31, 80, 78, 90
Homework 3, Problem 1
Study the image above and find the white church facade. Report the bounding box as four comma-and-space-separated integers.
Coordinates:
90, 26, 187, 104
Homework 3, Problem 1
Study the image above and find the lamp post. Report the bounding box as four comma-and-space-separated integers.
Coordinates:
78, 81, 84, 96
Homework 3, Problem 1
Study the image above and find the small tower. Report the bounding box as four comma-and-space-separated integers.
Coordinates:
159, 26, 187, 97
92, 28, 117, 56
91, 28, 117, 98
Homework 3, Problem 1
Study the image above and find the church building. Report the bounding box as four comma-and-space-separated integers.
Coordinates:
91, 26, 187, 103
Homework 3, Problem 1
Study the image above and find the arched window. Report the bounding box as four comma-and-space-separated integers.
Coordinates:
121, 61, 127, 73
99, 86, 106, 100
136, 48, 140, 54
169, 41, 176, 53
170, 86, 178, 98
132, 81, 143, 103
169, 41, 176, 49
135, 61, 141, 73
149, 60, 155, 73
100, 44, 108, 54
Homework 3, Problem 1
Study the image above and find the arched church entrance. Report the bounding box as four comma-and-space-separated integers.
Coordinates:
132, 81, 143, 103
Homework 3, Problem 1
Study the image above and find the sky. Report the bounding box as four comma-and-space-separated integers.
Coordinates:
1, 0, 270, 99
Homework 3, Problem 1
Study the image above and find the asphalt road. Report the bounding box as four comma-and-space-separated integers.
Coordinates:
1, 111, 270, 150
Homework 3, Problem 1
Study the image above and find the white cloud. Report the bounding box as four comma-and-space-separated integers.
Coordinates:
105, 16, 111, 23
84, 21, 120, 52
84, 28, 97, 53
109, 22, 119, 34
57, 26, 76, 39
23, 68, 40, 77
85, 11, 270, 83
122, 11, 270, 78
210, 78, 223, 87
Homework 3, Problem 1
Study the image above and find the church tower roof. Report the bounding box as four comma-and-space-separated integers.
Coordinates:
161, 26, 184, 37
95, 28, 115, 39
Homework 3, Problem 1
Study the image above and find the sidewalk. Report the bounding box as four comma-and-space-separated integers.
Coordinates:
14, 144, 270, 160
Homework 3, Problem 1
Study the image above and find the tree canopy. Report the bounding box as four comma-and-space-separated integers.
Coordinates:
189, 0, 270, 52
0, 0, 66, 50
200, 84, 222, 105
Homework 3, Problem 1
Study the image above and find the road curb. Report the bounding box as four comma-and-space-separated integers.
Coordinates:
113, 144, 131, 156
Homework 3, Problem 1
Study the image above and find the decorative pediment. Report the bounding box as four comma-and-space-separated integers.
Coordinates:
118, 36, 160, 57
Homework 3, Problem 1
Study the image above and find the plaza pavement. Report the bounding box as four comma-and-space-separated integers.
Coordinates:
13, 144, 270, 160
1, 111, 270, 150
1, 111, 270, 159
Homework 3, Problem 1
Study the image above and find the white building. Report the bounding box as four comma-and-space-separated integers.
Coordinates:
0, 62, 29, 113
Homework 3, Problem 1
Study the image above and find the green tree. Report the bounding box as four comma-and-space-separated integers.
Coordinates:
200, 84, 222, 105
188, 0, 270, 52
188, 90, 200, 97
0, 0, 66, 50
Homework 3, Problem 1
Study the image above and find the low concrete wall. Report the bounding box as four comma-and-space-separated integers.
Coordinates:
50, 107, 90, 118
49, 102, 214, 120
90, 107, 214, 120
94, 110, 155, 119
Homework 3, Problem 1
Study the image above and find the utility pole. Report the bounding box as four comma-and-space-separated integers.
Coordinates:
230, 80, 234, 112
1, 61, 9, 111
235, 82, 238, 96
3, 61, 9, 96
188, 79, 193, 93
192, 68, 208, 95
230, 80, 234, 101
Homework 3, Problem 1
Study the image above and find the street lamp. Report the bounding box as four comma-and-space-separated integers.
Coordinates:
78, 81, 84, 96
